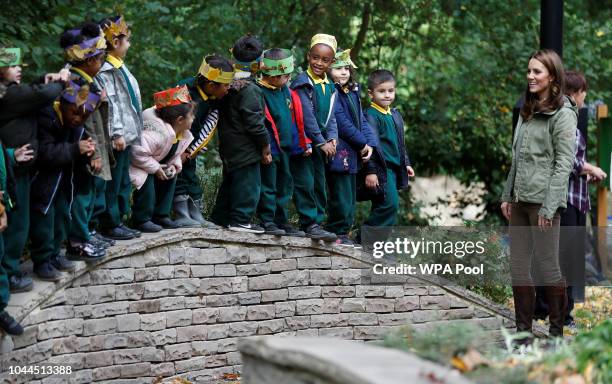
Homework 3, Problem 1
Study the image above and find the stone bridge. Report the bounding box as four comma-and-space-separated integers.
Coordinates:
0, 228, 519, 383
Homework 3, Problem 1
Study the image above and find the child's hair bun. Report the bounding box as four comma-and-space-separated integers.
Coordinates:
79, 21, 102, 39
232, 35, 263, 62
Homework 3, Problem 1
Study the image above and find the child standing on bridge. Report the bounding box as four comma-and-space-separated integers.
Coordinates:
327, 48, 376, 246
210, 35, 271, 233
364, 70, 414, 227
173, 55, 233, 229
97, 15, 143, 241
289, 34, 339, 241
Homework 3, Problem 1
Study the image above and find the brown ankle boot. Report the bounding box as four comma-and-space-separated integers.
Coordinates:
512, 286, 535, 343
544, 283, 567, 337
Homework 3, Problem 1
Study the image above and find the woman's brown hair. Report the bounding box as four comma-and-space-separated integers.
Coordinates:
520, 49, 566, 120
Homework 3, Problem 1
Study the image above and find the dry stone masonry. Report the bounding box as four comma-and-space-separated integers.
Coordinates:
0, 228, 516, 383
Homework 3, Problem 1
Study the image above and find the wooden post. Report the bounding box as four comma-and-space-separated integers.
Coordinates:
596, 104, 609, 278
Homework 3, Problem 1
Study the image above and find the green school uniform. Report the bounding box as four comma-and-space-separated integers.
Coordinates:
132, 142, 180, 225
366, 103, 402, 226
307, 69, 334, 224
257, 83, 294, 224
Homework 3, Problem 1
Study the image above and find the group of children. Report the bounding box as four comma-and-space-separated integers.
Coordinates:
0, 20, 414, 335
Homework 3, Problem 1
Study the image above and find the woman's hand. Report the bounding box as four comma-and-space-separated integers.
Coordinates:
365, 174, 379, 190
14, 144, 34, 163
501, 202, 511, 221
303, 147, 313, 157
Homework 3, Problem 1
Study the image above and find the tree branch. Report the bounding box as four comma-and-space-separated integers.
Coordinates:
352, 1, 371, 58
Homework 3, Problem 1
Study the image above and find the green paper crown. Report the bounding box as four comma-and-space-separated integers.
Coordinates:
0, 48, 22, 67
331, 48, 357, 69
261, 49, 294, 76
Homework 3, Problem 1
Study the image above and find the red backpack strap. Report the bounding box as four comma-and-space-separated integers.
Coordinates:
290, 89, 308, 149
264, 104, 281, 148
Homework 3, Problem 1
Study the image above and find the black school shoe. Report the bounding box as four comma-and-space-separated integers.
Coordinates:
91, 230, 116, 246
50, 253, 77, 272
278, 223, 306, 237
304, 224, 337, 242
153, 217, 180, 229
66, 242, 106, 263
262, 222, 286, 236
0, 310, 23, 335
9, 273, 33, 293
102, 225, 136, 240
135, 221, 162, 233
89, 233, 111, 249
119, 223, 142, 238
33, 262, 62, 282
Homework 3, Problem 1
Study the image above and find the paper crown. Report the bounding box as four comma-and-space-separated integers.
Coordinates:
310, 34, 337, 53
0, 48, 22, 67
228, 48, 262, 73
331, 49, 357, 69
64, 31, 107, 62
154, 85, 192, 109
260, 49, 294, 76
102, 16, 130, 41
61, 81, 101, 112
198, 56, 234, 84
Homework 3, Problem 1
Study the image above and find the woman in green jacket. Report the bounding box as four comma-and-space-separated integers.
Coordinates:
501, 49, 577, 341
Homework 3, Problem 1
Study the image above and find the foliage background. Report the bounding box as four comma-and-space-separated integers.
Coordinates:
1, 0, 610, 223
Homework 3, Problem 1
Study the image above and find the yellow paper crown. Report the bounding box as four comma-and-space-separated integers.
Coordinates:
103, 16, 130, 41
310, 34, 337, 53
198, 56, 234, 84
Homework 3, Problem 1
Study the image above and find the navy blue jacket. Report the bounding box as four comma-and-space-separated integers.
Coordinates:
328, 83, 377, 174
289, 71, 338, 146
31, 105, 91, 214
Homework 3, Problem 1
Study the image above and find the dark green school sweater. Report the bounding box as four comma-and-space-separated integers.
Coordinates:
259, 84, 292, 149
307, 70, 334, 135
367, 104, 401, 166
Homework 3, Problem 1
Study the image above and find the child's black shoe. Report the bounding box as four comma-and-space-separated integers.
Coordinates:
50, 253, 76, 272
67, 242, 106, 263
335, 234, 357, 247
136, 221, 163, 233
153, 217, 180, 229
228, 223, 265, 234
33, 262, 62, 282
91, 230, 116, 246
89, 234, 111, 249
262, 223, 286, 236
304, 224, 337, 242
119, 223, 142, 238
278, 223, 306, 237
0, 310, 23, 335
9, 273, 33, 293
102, 225, 136, 240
